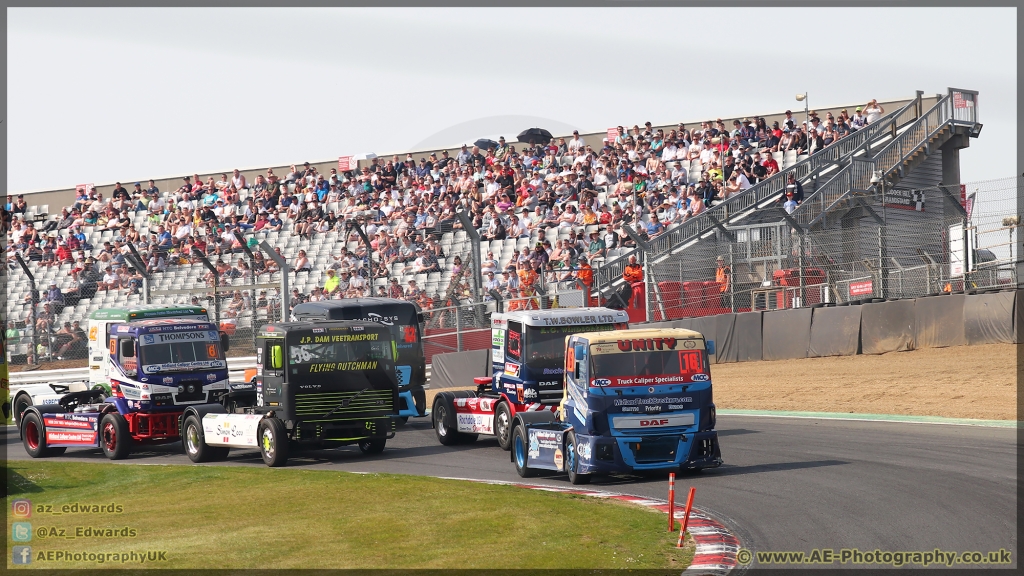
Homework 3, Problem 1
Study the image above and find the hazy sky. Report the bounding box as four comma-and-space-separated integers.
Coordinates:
7, 7, 1017, 194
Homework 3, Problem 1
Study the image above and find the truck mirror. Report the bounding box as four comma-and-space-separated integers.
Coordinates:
220, 332, 230, 352
119, 339, 135, 359
705, 340, 716, 356
417, 312, 425, 324
574, 343, 586, 359
269, 345, 283, 369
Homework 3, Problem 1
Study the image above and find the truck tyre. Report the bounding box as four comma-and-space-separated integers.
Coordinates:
565, 431, 591, 485
358, 438, 386, 455
511, 425, 536, 478
258, 418, 289, 467
21, 412, 52, 458
13, 393, 31, 428
100, 413, 132, 460
433, 398, 461, 446
494, 401, 513, 451
182, 414, 229, 463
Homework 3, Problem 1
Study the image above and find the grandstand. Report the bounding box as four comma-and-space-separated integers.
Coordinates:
5, 89, 989, 363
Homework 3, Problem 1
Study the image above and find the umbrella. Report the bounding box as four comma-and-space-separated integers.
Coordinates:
474, 138, 499, 150
516, 128, 553, 145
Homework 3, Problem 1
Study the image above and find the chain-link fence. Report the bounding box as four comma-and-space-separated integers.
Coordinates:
636, 176, 1021, 321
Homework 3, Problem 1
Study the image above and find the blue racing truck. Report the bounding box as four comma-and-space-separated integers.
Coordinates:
19, 319, 230, 460
292, 299, 426, 422
510, 327, 723, 483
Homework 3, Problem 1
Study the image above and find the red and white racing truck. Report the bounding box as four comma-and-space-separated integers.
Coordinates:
431, 308, 628, 449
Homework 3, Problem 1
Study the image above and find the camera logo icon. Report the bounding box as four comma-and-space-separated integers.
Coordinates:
12, 499, 32, 518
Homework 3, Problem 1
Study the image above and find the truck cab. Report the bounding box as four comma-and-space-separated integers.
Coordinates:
175, 320, 400, 467
292, 299, 427, 421
19, 319, 231, 460
431, 307, 628, 449
510, 328, 723, 484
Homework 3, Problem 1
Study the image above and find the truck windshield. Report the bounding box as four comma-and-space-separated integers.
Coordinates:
288, 338, 393, 367
286, 332, 396, 389
591, 349, 707, 385
140, 339, 226, 373
525, 325, 615, 372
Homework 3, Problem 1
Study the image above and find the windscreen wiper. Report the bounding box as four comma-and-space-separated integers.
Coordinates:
323, 387, 369, 418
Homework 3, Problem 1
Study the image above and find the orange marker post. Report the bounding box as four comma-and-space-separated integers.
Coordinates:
676, 486, 696, 548
667, 473, 676, 532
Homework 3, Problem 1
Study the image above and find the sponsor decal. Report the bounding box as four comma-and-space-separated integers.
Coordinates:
516, 383, 524, 403
46, 431, 97, 444
297, 333, 379, 344
492, 347, 504, 363
553, 448, 564, 471
577, 442, 592, 462
142, 335, 155, 345
207, 373, 217, 381
616, 337, 677, 352
42, 417, 95, 430
504, 362, 520, 378
89, 326, 98, 341
352, 326, 364, 332
613, 396, 693, 406
648, 387, 655, 393
541, 314, 617, 326
691, 373, 709, 382
456, 413, 494, 434
528, 432, 541, 458
593, 378, 611, 387
312, 328, 325, 334
145, 331, 216, 343
613, 413, 695, 429
116, 326, 130, 333
142, 360, 226, 373
492, 331, 504, 347
360, 312, 398, 326
162, 377, 174, 384
622, 406, 640, 412
683, 339, 696, 349
522, 388, 538, 400
645, 405, 662, 413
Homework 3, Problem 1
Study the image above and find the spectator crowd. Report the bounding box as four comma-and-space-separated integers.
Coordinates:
5, 99, 886, 354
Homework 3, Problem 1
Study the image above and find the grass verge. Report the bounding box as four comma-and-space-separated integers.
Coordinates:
6, 461, 693, 571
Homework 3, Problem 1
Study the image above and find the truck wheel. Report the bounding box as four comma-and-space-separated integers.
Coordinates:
494, 401, 513, 451
100, 413, 132, 460
182, 414, 230, 463
13, 394, 31, 428
21, 412, 51, 458
511, 425, 535, 478
433, 399, 461, 446
258, 418, 289, 467
358, 438, 386, 455
566, 431, 591, 485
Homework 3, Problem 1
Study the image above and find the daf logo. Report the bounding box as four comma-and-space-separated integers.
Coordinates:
639, 419, 669, 427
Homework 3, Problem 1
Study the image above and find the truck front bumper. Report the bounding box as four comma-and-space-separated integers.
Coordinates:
576, 430, 723, 474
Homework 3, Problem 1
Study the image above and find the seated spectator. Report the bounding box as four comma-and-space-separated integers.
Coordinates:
293, 250, 311, 273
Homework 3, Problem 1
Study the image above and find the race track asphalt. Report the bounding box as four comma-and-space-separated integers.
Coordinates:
4, 415, 1017, 568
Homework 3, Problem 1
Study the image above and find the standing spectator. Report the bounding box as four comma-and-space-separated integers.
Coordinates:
863, 99, 884, 124
623, 254, 643, 284
715, 256, 731, 308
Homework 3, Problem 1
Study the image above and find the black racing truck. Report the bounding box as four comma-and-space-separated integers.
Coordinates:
178, 320, 399, 467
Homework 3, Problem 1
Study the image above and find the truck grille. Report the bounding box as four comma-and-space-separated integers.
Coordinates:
628, 436, 679, 463
292, 390, 393, 420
